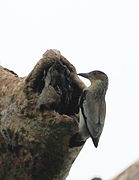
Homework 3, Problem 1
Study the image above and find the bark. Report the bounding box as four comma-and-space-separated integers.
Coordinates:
0, 49, 86, 180
112, 160, 139, 180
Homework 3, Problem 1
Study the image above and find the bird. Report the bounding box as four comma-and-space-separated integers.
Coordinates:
69, 70, 108, 148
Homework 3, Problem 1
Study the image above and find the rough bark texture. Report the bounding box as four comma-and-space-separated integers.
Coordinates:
0, 49, 86, 180
112, 160, 139, 180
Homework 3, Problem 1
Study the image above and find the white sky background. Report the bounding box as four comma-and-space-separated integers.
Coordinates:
0, 0, 139, 179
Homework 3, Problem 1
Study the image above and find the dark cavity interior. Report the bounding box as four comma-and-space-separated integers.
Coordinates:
37, 61, 83, 116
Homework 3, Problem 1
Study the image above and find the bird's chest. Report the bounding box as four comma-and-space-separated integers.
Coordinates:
87, 88, 105, 101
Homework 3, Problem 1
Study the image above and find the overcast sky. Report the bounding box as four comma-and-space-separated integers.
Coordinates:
0, 0, 139, 180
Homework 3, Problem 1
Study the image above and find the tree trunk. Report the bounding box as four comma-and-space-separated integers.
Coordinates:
0, 49, 86, 180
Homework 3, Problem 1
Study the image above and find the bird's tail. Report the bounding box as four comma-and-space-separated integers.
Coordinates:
69, 133, 85, 148
92, 137, 99, 148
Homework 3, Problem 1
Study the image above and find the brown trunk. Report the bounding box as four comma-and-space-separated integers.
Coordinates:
0, 49, 86, 180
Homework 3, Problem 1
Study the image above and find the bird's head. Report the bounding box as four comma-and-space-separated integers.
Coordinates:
78, 70, 108, 85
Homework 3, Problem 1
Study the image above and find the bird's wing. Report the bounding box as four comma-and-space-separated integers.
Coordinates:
80, 90, 106, 139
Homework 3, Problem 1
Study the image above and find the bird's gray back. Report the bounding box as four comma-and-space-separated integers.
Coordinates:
81, 89, 106, 139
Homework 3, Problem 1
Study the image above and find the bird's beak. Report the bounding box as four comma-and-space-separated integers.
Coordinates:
78, 73, 89, 79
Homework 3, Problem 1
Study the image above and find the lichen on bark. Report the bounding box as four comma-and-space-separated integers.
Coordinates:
0, 49, 86, 180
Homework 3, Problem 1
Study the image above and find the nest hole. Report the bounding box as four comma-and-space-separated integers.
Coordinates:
37, 61, 83, 116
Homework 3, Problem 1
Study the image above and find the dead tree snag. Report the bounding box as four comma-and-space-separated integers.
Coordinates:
0, 49, 86, 180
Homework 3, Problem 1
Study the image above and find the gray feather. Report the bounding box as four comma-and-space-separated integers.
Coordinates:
82, 89, 106, 139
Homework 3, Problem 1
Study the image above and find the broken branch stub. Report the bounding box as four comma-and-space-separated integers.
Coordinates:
0, 49, 86, 180
112, 160, 139, 180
